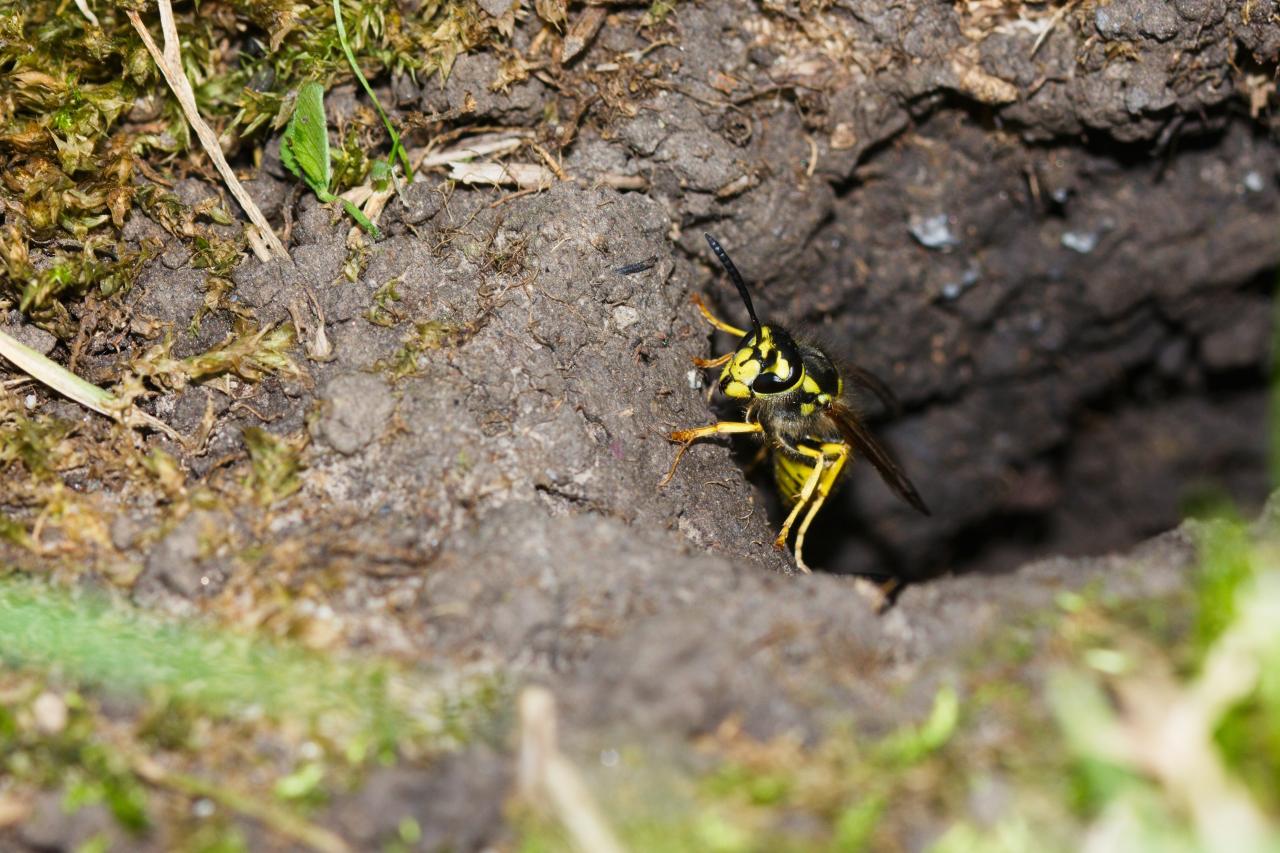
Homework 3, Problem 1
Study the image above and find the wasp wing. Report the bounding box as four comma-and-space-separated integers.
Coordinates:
828, 402, 931, 516
842, 363, 901, 415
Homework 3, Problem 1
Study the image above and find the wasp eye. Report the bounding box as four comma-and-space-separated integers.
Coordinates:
751, 365, 795, 393
747, 328, 802, 394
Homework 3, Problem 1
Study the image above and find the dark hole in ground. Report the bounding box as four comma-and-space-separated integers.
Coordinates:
707, 250, 1274, 585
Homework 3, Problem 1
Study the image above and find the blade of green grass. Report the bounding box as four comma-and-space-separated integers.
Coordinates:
332, 0, 412, 181
0, 328, 115, 416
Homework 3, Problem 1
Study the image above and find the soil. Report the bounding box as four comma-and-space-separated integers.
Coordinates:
3, 0, 1279, 849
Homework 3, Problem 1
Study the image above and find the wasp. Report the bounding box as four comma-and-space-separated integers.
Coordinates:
662, 234, 930, 574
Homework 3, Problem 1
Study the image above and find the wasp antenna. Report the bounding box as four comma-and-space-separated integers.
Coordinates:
704, 233, 761, 335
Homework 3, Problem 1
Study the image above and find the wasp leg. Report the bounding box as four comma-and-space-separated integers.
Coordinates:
773, 447, 827, 566
660, 421, 764, 486
691, 293, 748, 338
692, 352, 731, 404
792, 443, 850, 574
693, 352, 733, 369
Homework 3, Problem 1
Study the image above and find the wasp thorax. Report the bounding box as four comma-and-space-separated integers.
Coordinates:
719, 325, 804, 399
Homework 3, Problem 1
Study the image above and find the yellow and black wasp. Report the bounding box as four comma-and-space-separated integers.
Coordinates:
663, 233, 930, 573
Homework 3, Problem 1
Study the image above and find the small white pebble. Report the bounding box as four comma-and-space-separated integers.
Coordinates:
32, 692, 67, 735
909, 213, 959, 250
1061, 231, 1099, 254
24, 394, 36, 409
611, 305, 640, 330
192, 798, 216, 818
1244, 171, 1265, 193
940, 268, 980, 301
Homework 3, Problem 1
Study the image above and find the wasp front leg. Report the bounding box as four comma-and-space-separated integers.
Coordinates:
660, 421, 763, 487
693, 352, 733, 369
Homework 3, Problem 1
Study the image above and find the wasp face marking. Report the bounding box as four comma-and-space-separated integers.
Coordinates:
796, 371, 837, 416
719, 325, 804, 398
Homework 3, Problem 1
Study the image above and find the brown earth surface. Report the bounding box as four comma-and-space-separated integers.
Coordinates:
2, 0, 1278, 848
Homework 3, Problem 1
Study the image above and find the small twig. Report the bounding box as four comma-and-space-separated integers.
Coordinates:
127, 2, 291, 264
130, 752, 350, 853
488, 186, 547, 208
530, 141, 570, 181
563, 6, 607, 63
518, 687, 626, 853
1031, 2, 1073, 58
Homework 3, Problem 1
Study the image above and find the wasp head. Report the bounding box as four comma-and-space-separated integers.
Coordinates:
720, 325, 804, 399
702, 234, 805, 399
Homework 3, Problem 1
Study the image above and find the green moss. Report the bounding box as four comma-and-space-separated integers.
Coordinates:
1191, 516, 1254, 655
1, 687, 151, 833
1215, 688, 1280, 809
0, 512, 33, 547
643, 0, 679, 26
0, 409, 73, 480
243, 427, 305, 506
365, 275, 405, 326
375, 319, 462, 381
0, 0, 507, 334
116, 321, 304, 403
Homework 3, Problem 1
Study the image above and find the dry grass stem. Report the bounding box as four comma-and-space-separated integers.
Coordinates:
416, 136, 527, 169
127, 2, 291, 264
564, 6, 608, 62
449, 162, 555, 189
518, 686, 626, 853
0, 328, 180, 439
